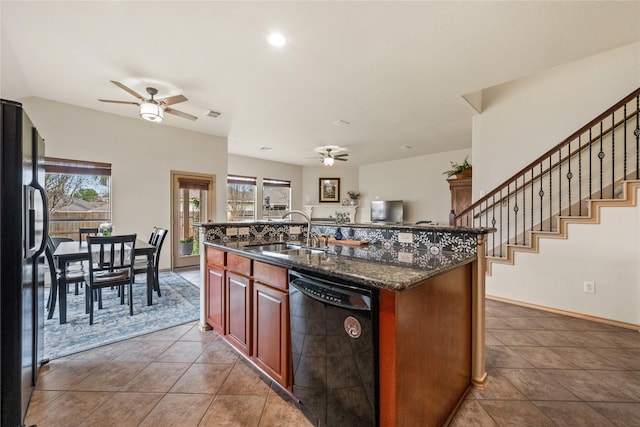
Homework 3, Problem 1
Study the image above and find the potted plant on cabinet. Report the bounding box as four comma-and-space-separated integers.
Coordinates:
179, 236, 194, 256
443, 156, 472, 179
347, 190, 360, 206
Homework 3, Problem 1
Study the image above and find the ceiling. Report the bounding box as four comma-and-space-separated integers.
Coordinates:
1, 1, 638, 167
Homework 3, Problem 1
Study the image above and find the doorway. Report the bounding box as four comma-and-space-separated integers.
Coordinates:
171, 171, 215, 269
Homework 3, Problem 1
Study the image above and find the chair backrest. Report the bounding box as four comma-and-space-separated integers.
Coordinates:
151, 228, 168, 266
79, 227, 99, 242
147, 227, 159, 244
45, 236, 58, 283
86, 234, 137, 275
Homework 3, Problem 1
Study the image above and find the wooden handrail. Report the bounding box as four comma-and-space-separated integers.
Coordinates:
457, 88, 640, 221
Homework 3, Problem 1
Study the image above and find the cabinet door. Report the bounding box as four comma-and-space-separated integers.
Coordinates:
252, 282, 289, 387
206, 265, 225, 334
226, 271, 252, 355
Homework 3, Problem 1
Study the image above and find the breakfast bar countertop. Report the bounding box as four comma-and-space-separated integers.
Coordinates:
204, 238, 477, 292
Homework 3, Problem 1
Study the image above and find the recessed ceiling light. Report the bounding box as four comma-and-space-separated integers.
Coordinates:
267, 33, 286, 47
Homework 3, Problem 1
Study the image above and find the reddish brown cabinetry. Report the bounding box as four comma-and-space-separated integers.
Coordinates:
253, 261, 289, 387
205, 247, 226, 334
448, 173, 472, 226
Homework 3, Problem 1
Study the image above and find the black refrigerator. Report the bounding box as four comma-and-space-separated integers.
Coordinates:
1, 99, 48, 426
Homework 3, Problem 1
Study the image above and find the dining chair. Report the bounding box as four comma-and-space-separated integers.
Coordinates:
84, 234, 137, 325
133, 227, 168, 297
79, 227, 99, 242
45, 236, 86, 320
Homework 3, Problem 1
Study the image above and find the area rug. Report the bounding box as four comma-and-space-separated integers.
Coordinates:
44, 271, 200, 360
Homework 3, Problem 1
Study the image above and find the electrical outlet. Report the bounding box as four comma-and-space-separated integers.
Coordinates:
398, 233, 413, 244
226, 227, 238, 236
289, 226, 301, 235
583, 281, 596, 293
238, 227, 250, 236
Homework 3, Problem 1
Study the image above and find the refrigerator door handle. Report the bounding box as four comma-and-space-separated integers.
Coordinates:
32, 181, 48, 257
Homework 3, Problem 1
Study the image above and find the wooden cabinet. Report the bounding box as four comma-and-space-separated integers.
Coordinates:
226, 271, 252, 355
252, 261, 289, 387
448, 173, 472, 226
204, 246, 292, 389
206, 265, 225, 334
205, 247, 226, 334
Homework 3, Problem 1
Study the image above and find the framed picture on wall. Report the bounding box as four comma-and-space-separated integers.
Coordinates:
319, 178, 340, 203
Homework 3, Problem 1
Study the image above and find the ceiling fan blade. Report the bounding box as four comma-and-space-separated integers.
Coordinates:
158, 94, 188, 106
164, 107, 198, 121
333, 153, 349, 158
98, 99, 140, 105
335, 157, 348, 161
110, 80, 144, 101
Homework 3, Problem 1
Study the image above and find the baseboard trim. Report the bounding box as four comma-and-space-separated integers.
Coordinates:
486, 295, 640, 332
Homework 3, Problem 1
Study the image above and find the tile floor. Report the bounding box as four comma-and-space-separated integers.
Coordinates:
27, 269, 640, 426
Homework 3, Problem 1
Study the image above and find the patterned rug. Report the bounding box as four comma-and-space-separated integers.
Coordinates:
44, 271, 200, 360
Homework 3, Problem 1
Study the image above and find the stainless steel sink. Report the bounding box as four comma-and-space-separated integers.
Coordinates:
244, 242, 324, 258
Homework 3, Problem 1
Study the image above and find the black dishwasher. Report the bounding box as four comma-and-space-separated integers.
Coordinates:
289, 270, 378, 427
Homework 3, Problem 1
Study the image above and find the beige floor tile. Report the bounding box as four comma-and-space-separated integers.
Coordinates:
588, 402, 640, 427
113, 339, 174, 362
472, 369, 527, 400
588, 370, 640, 401
588, 347, 640, 370
83, 391, 163, 427
199, 394, 266, 427
533, 401, 615, 427
489, 329, 543, 346
156, 340, 209, 363
73, 361, 149, 391
587, 331, 640, 348
218, 361, 271, 396
259, 389, 314, 427
25, 391, 113, 427
541, 369, 634, 402
138, 393, 214, 427
498, 368, 579, 401
196, 339, 241, 364
170, 363, 233, 394
142, 323, 195, 341
485, 346, 535, 369
36, 360, 103, 391
548, 347, 625, 370
508, 346, 579, 369
69, 338, 142, 361
123, 362, 191, 393
180, 324, 220, 342
449, 399, 498, 426
479, 400, 556, 426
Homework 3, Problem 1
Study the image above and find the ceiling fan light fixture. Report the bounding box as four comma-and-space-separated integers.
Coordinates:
140, 101, 164, 122
323, 157, 335, 166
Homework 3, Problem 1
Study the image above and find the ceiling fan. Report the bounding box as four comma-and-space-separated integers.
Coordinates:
313, 148, 349, 166
98, 80, 198, 122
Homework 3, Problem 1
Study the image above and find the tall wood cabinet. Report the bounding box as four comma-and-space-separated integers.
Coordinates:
448, 171, 472, 226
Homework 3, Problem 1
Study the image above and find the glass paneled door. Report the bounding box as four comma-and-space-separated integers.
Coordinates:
171, 171, 215, 269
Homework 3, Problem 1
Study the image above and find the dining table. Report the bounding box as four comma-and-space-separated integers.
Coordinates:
52, 239, 155, 324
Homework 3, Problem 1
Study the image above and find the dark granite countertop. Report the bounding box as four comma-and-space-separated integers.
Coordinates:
204, 238, 476, 291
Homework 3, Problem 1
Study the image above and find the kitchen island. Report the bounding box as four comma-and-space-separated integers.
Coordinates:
197, 221, 493, 426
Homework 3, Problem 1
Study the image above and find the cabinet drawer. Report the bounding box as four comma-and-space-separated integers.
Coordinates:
206, 246, 226, 267
227, 252, 252, 276
254, 261, 287, 291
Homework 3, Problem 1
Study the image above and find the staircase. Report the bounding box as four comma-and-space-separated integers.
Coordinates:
455, 88, 640, 275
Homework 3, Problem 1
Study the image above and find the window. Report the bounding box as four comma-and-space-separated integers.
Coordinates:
45, 157, 111, 240
263, 178, 291, 219
227, 175, 256, 221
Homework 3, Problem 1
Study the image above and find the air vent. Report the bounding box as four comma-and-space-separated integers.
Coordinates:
206, 110, 222, 118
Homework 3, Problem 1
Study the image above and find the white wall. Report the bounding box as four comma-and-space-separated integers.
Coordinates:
301, 165, 359, 219
473, 42, 640, 200
228, 154, 303, 218
358, 149, 472, 224
474, 43, 640, 325
487, 187, 640, 325
21, 97, 228, 271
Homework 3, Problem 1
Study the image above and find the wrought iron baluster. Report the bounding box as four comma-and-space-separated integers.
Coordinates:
578, 135, 582, 216
558, 148, 562, 216
507, 183, 511, 245
611, 112, 615, 198
567, 142, 572, 216
549, 156, 552, 231
491, 194, 496, 257
530, 168, 534, 232
636, 95, 639, 180
539, 162, 544, 231
589, 128, 593, 199
513, 179, 519, 245
522, 173, 526, 245
499, 189, 503, 257
623, 104, 627, 179
599, 121, 604, 199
